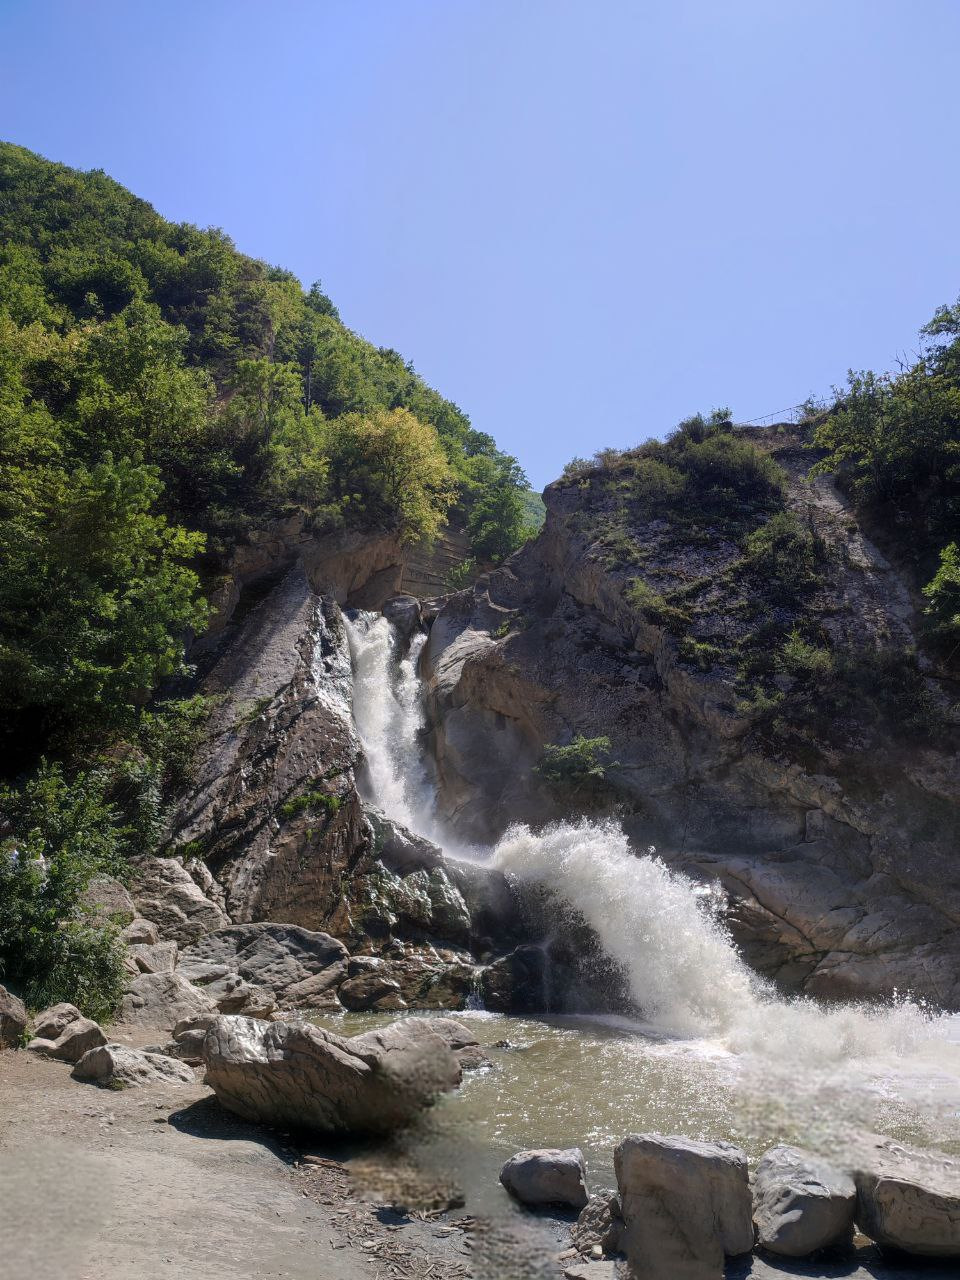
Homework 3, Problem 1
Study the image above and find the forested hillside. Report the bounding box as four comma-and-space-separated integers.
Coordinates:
0, 142, 534, 1012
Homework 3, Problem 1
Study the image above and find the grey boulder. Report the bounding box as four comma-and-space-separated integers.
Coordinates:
120, 917, 160, 946
128, 855, 229, 944
128, 940, 179, 974
72, 1043, 196, 1088
27, 1016, 107, 1063
571, 1190, 625, 1256
202, 1013, 463, 1134
615, 1133, 753, 1280
120, 971, 217, 1031
854, 1139, 960, 1257
753, 1145, 855, 1256
499, 1148, 589, 1210
0, 984, 28, 1048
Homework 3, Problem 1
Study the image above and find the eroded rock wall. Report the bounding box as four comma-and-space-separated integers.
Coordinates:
421, 430, 960, 1008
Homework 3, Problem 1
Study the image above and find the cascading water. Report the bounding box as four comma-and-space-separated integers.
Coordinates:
344, 609, 959, 1092
344, 611, 443, 843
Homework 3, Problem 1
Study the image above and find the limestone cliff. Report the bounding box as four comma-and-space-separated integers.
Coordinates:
421, 426, 960, 1008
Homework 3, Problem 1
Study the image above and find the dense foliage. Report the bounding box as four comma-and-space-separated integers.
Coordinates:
813, 302, 960, 658
0, 141, 534, 1012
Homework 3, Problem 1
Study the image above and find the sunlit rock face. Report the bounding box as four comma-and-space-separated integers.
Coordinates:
421, 427, 960, 1008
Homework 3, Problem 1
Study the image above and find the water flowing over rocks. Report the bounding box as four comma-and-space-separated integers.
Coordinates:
201, 1013, 466, 1135
752, 1144, 856, 1256
420, 433, 960, 1008
499, 1148, 590, 1210
614, 1133, 754, 1279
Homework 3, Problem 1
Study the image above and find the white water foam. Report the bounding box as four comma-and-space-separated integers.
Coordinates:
492, 817, 958, 1076
344, 611, 440, 840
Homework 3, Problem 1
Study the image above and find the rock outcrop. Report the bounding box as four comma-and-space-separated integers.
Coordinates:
178, 923, 348, 1008
499, 1148, 590, 1210
752, 1145, 855, 1256
120, 971, 217, 1031
202, 1014, 465, 1135
852, 1136, 960, 1258
420, 428, 960, 1007
614, 1134, 753, 1280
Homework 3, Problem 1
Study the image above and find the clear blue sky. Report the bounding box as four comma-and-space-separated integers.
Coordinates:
2, 0, 959, 488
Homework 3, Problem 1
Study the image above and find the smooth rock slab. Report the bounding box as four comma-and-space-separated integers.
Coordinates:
499, 1148, 589, 1210
72, 1043, 196, 1088
202, 1014, 463, 1135
615, 1133, 753, 1280
753, 1145, 856, 1257
27, 1017, 107, 1063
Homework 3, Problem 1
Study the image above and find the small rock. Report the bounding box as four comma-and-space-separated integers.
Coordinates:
120, 918, 160, 946
499, 1148, 589, 1210
572, 1190, 624, 1256
0, 983, 28, 1049
753, 1144, 855, 1257
338, 971, 403, 1011
72, 1043, 196, 1088
27, 1016, 107, 1063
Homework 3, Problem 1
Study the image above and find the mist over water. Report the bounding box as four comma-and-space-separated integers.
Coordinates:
344, 610, 960, 1104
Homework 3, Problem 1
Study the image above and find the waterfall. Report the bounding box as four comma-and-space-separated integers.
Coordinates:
344, 609, 956, 1072
492, 818, 955, 1065
344, 611, 440, 841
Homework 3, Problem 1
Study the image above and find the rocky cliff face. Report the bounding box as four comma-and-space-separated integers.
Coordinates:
420, 427, 960, 1009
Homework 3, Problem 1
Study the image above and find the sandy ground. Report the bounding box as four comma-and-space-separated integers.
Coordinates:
1, 1042, 956, 1280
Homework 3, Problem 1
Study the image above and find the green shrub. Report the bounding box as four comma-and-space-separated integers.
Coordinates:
625, 578, 690, 634
779, 629, 834, 678
923, 542, 960, 653
678, 637, 723, 671
278, 788, 341, 821
0, 762, 128, 1019
741, 512, 826, 602
536, 734, 615, 794
447, 558, 477, 589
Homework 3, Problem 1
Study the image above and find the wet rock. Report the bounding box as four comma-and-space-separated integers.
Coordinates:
499, 1148, 589, 1210
338, 972, 406, 1011
615, 1133, 753, 1279
80, 874, 137, 926
381, 594, 423, 643
753, 1144, 855, 1257
202, 1014, 463, 1135
0, 983, 29, 1044
128, 855, 229, 944
128, 940, 179, 974
120, 918, 160, 946
571, 1190, 625, 1256
178, 923, 348, 1008
27, 1016, 107, 1063
120, 971, 217, 1031
481, 946, 548, 1012
417, 1017, 489, 1070
854, 1139, 960, 1257
31, 1002, 81, 1042
72, 1043, 196, 1088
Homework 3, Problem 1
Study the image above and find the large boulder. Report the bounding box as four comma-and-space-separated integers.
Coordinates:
72, 1043, 196, 1088
120, 971, 217, 1031
127, 940, 178, 974
366, 808, 443, 875
0, 984, 27, 1049
31, 1002, 80, 1042
178, 923, 348, 1008
615, 1134, 753, 1280
753, 1145, 856, 1256
27, 1016, 106, 1063
120, 918, 159, 946
202, 1014, 463, 1134
338, 971, 405, 1011
127, 855, 229, 944
854, 1140, 960, 1257
499, 1148, 589, 1210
